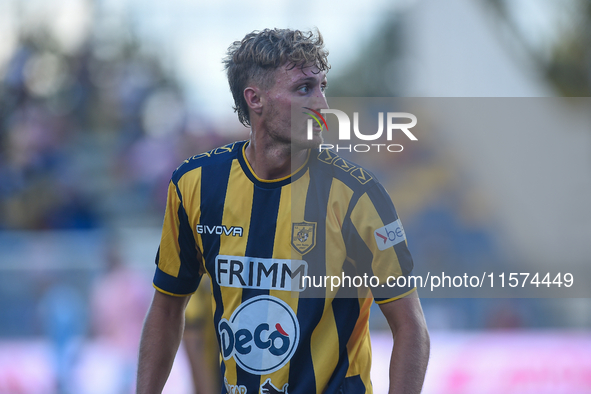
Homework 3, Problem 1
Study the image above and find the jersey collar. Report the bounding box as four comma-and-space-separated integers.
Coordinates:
237, 141, 310, 188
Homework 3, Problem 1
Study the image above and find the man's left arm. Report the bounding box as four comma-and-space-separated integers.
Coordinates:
379, 291, 430, 394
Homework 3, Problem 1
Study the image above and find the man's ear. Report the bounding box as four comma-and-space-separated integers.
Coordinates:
244, 87, 263, 116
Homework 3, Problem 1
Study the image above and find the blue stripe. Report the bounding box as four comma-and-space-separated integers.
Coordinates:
288, 298, 324, 393
301, 160, 329, 296
288, 161, 333, 392
177, 200, 202, 284
152, 199, 203, 295
324, 297, 360, 393
366, 183, 414, 277
220, 361, 227, 393
354, 183, 414, 300
200, 157, 233, 360
236, 185, 282, 391
365, 183, 397, 223
153, 265, 201, 295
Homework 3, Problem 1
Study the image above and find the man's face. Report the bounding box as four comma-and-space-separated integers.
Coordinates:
258, 63, 328, 150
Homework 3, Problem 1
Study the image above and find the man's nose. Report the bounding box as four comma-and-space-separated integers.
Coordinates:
310, 91, 329, 111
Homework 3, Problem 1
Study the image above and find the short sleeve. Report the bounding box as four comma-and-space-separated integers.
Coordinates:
346, 182, 416, 302
153, 179, 203, 296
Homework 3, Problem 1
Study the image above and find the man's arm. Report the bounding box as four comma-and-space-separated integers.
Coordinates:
379, 291, 430, 394
137, 290, 191, 394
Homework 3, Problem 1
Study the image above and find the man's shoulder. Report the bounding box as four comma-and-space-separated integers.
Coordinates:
171, 140, 246, 184
310, 149, 378, 192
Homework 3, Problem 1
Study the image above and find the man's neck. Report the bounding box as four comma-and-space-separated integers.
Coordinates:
244, 137, 308, 181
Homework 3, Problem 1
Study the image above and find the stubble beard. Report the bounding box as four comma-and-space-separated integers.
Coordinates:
294, 131, 323, 151
262, 102, 324, 155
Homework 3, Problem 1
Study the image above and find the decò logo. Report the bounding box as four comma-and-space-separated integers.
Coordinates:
304, 107, 418, 153
218, 295, 299, 374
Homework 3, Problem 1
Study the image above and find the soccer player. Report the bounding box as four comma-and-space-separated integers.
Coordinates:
137, 28, 430, 394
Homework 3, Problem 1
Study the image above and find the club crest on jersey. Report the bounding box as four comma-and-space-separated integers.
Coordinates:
218, 295, 299, 375
291, 221, 316, 255
260, 378, 288, 394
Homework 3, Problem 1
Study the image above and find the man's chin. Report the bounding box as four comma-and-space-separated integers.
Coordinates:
291, 135, 324, 151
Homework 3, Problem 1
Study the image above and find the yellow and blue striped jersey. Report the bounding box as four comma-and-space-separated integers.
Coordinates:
154, 140, 415, 394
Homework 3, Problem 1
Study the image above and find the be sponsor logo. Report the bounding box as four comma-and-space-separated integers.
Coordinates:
374, 219, 406, 251
218, 295, 300, 374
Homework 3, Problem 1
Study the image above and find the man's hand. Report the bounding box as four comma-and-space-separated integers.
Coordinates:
136, 290, 191, 394
379, 291, 430, 394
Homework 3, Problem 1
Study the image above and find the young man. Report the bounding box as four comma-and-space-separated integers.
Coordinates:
137, 28, 429, 394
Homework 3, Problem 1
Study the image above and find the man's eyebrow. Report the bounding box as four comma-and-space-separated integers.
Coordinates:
292, 76, 326, 85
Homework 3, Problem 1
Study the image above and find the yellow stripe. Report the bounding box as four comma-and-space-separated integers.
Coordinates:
219, 160, 252, 262
157, 181, 183, 277
267, 291, 299, 389
178, 167, 202, 225
326, 178, 355, 226
263, 186, 300, 389
152, 284, 194, 297
310, 299, 338, 393
158, 168, 204, 278
308, 178, 355, 393
218, 159, 253, 385
264, 290, 299, 390
180, 167, 205, 275
290, 169, 310, 260
325, 178, 354, 298
345, 297, 372, 379
374, 287, 417, 304
350, 193, 403, 279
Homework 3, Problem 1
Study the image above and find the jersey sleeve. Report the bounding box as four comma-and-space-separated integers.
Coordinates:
153, 178, 203, 296
347, 182, 416, 303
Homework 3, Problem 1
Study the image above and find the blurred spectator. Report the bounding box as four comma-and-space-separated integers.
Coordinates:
0, 28, 212, 230
38, 282, 87, 394
89, 241, 151, 393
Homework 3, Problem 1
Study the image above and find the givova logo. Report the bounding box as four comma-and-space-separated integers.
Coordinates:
218, 295, 300, 375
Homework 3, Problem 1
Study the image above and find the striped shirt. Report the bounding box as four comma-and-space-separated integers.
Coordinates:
154, 140, 415, 394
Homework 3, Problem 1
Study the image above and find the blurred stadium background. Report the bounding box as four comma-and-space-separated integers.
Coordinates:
0, 0, 590, 393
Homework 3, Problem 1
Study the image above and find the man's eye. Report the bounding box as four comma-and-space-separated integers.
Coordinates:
321, 85, 328, 93
298, 85, 309, 93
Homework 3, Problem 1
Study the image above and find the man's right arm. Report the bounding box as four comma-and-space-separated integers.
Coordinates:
137, 290, 191, 394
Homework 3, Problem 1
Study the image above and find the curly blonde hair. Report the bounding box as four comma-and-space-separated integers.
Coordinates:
224, 28, 330, 127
